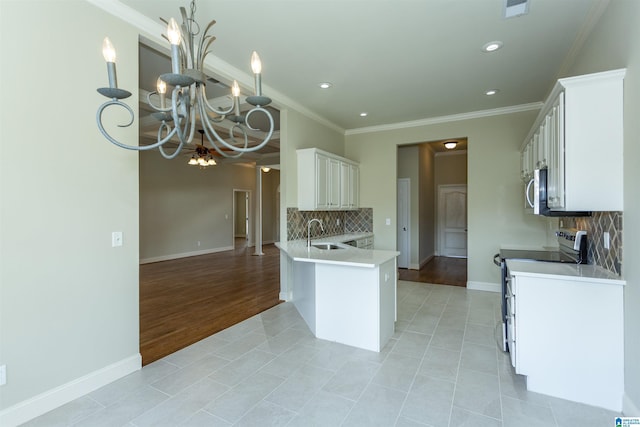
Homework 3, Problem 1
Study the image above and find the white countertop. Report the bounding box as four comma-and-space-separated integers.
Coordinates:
506, 260, 625, 285
276, 234, 398, 268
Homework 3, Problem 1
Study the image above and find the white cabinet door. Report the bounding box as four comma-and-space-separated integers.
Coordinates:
349, 164, 359, 208
328, 157, 340, 208
315, 153, 330, 209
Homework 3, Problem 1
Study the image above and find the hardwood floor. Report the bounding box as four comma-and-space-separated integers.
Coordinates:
139, 239, 281, 365
398, 256, 467, 287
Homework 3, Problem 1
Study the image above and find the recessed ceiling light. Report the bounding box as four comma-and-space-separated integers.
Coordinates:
318, 82, 332, 89
359, 112, 368, 117
485, 89, 500, 96
482, 41, 503, 52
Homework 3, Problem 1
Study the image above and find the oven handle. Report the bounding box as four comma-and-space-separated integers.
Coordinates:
493, 253, 502, 267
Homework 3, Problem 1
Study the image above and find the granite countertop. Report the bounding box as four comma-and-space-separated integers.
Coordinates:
276, 233, 398, 268
506, 260, 625, 285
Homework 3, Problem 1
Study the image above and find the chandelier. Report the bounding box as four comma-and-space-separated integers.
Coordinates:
96, 1, 275, 160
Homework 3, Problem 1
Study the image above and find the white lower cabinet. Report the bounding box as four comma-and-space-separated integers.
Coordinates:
292, 257, 396, 352
509, 271, 624, 411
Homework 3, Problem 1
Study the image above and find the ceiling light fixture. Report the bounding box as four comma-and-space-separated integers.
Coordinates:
261, 167, 271, 173
482, 41, 503, 52
485, 89, 500, 96
444, 141, 457, 150
96, 0, 274, 160
318, 82, 332, 89
188, 130, 217, 167
359, 112, 368, 117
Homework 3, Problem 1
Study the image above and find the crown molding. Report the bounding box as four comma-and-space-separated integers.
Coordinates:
344, 102, 543, 136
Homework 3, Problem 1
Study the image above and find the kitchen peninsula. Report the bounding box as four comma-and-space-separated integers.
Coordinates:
276, 236, 399, 352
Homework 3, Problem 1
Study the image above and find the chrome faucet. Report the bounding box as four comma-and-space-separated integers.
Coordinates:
307, 218, 325, 248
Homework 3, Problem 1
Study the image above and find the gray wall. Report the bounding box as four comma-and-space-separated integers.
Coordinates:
1, 0, 140, 415
346, 111, 547, 288
139, 151, 257, 261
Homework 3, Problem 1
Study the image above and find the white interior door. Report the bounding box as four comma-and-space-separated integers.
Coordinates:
397, 179, 410, 268
438, 185, 467, 258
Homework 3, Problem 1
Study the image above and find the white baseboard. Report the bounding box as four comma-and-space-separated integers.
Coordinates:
419, 255, 434, 269
0, 354, 141, 427
467, 281, 501, 293
279, 291, 292, 301
140, 246, 234, 264
623, 392, 640, 416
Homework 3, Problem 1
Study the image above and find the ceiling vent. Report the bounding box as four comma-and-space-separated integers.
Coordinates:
504, 0, 530, 18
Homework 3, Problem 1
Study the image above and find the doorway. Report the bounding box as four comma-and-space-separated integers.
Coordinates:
233, 189, 251, 249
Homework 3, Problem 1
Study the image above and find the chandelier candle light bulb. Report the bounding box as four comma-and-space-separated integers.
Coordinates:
251, 51, 262, 96
156, 78, 167, 109
232, 80, 241, 116
167, 18, 182, 75
102, 37, 118, 88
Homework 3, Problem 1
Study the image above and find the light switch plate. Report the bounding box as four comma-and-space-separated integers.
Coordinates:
112, 231, 123, 247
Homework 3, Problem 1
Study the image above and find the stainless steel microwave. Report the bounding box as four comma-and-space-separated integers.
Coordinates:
526, 168, 590, 217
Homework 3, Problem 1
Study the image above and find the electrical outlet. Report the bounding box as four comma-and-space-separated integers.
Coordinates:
385, 218, 391, 225
0, 365, 6, 386
604, 232, 610, 250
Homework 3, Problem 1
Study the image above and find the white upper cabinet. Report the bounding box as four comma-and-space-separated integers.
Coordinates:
297, 148, 360, 211
521, 69, 625, 212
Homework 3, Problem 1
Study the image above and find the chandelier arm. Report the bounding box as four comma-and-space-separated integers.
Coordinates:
146, 91, 172, 113
158, 122, 185, 159
97, 100, 178, 151
170, 86, 195, 146
198, 84, 234, 116
197, 100, 244, 158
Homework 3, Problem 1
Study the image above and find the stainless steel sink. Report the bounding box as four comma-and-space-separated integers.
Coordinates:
312, 243, 344, 250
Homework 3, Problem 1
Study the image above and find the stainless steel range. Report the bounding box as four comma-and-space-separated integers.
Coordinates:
493, 228, 588, 352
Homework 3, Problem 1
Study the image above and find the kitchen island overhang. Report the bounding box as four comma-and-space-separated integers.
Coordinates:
276, 240, 400, 352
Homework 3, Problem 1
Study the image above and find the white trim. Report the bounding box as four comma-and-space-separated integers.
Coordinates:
345, 103, 542, 135
279, 291, 292, 301
140, 246, 234, 264
467, 281, 501, 293
623, 393, 640, 416
408, 263, 420, 270
0, 354, 141, 427
419, 255, 434, 269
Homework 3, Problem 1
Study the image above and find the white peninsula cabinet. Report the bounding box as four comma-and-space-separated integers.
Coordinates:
521, 68, 625, 212
276, 240, 399, 352
506, 260, 625, 411
297, 148, 359, 210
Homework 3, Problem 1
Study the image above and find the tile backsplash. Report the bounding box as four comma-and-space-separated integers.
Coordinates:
287, 208, 373, 241
563, 212, 623, 276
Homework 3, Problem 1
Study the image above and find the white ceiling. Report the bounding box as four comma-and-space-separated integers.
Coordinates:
119, 0, 606, 133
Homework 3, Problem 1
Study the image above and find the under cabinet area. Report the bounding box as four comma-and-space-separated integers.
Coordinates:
507, 261, 625, 411
521, 68, 625, 212
297, 148, 359, 211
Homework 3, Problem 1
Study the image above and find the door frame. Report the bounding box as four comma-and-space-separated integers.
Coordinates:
233, 189, 252, 248
436, 184, 467, 257
397, 178, 410, 268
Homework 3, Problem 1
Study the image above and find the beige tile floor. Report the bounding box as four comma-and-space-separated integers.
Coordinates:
23, 281, 621, 426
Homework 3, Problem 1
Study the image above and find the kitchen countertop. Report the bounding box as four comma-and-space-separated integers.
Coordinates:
276, 233, 398, 268
506, 260, 625, 285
